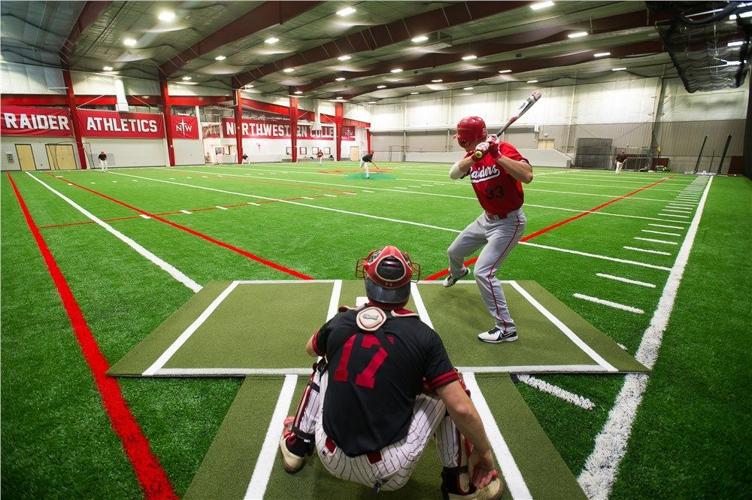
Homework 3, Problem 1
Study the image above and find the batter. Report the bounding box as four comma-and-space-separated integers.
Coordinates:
445, 116, 534, 344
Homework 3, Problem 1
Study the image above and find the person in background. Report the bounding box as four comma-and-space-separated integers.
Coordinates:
98, 151, 108, 172
317, 150, 324, 164
242, 153, 249, 164
360, 151, 376, 179
615, 150, 627, 174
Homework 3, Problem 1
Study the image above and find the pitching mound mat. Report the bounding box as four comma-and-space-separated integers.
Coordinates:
109, 280, 647, 377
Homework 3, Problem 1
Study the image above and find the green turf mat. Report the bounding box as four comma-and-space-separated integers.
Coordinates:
109, 280, 647, 376
185, 373, 586, 499
183, 377, 281, 499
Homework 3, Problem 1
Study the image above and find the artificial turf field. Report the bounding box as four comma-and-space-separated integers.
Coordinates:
2, 162, 750, 499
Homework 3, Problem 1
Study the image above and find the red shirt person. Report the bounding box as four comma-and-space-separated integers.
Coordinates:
444, 116, 533, 344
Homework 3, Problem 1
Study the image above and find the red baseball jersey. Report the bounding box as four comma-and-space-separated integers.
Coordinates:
465, 142, 528, 216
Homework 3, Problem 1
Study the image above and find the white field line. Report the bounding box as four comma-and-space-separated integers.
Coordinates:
178, 168, 689, 225
143, 281, 239, 375
573, 293, 644, 314
26, 173, 202, 293
623, 246, 671, 256
113, 172, 462, 234
633, 237, 678, 246
665, 204, 694, 209
641, 230, 680, 237
520, 242, 671, 271
186, 167, 678, 204
139, 214, 151, 219
122, 170, 676, 271
180, 209, 192, 214
247, 202, 260, 206
153, 365, 622, 376
657, 212, 690, 219
511, 281, 617, 372
595, 273, 655, 288
326, 280, 342, 321
215, 205, 228, 210
410, 282, 434, 329
578, 177, 712, 499
463, 373, 533, 500
244, 374, 298, 500
517, 375, 595, 410
648, 223, 684, 230
533, 179, 684, 194
661, 208, 691, 213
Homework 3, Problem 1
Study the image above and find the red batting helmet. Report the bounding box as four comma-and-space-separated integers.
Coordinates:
356, 246, 420, 304
456, 116, 487, 149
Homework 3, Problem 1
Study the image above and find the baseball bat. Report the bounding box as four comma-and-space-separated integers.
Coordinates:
473, 90, 542, 159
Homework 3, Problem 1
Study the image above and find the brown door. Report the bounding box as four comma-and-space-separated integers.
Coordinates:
15, 144, 36, 170
46, 144, 57, 169
55, 144, 77, 169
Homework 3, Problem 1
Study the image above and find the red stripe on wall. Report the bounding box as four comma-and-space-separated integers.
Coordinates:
424, 177, 670, 281
54, 175, 313, 280
7, 173, 176, 499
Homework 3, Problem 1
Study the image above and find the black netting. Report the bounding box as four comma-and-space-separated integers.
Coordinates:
649, 1, 752, 92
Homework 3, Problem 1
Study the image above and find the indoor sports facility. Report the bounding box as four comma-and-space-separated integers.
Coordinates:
1, 2, 750, 499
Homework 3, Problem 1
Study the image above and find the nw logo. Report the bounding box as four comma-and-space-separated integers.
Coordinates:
176, 119, 193, 134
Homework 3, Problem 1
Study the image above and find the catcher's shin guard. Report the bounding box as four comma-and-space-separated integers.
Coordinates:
279, 360, 323, 473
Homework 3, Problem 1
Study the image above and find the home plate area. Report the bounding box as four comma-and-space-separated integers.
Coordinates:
109, 281, 648, 499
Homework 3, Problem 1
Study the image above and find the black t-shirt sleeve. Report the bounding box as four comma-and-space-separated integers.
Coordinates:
422, 330, 458, 390
313, 319, 334, 356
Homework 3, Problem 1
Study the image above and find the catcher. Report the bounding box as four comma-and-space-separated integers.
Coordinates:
279, 245, 503, 499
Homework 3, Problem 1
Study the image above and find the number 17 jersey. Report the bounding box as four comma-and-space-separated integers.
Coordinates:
312, 306, 458, 457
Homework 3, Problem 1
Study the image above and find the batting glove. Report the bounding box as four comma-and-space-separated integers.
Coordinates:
486, 135, 500, 159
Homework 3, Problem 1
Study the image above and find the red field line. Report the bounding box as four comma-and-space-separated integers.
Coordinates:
7, 173, 176, 499
52, 175, 313, 280
425, 177, 670, 281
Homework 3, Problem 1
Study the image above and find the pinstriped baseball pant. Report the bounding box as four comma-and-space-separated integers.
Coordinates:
447, 208, 526, 333
292, 368, 464, 491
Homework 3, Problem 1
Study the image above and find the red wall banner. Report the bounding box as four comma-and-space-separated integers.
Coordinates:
171, 115, 199, 139
1, 105, 73, 137
78, 109, 164, 138
221, 118, 355, 140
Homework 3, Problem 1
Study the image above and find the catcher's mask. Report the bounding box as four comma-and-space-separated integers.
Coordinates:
455, 116, 487, 149
356, 246, 421, 304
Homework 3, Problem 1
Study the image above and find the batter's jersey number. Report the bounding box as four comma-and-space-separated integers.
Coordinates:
484, 185, 505, 200
333, 334, 388, 389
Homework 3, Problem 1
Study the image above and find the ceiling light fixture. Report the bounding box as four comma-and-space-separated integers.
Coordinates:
377, 85, 387, 89
182, 76, 192, 81
611, 67, 626, 71
103, 66, 113, 71
410, 92, 419, 95
463, 86, 474, 90
391, 68, 403, 73
728, 40, 744, 47
337, 6, 356, 16
594, 51, 611, 58
337, 55, 351, 61
283, 68, 294, 73
431, 79, 443, 82
158, 10, 175, 22
244, 84, 254, 89
527, 80, 538, 83
411, 35, 429, 43
462, 55, 477, 61
336, 96, 344, 100
215, 55, 226, 61
294, 90, 303, 94
335, 77, 346, 81
568, 31, 588, 39
265, 37, 279, 45
123, 37, 137, 47
531, 1, 555, 10
498, 69, 512, 74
